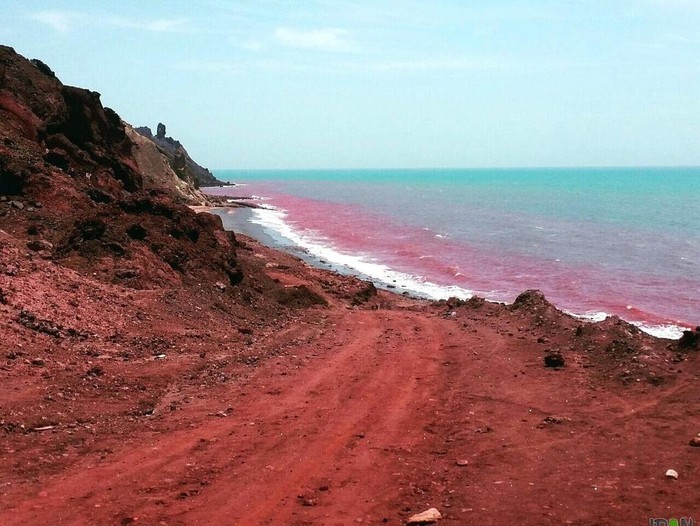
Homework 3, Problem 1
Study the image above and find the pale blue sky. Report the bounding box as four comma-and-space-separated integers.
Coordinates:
2, 1, 699, 169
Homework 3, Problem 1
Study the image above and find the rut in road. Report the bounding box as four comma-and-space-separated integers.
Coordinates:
5, 309, 453, 526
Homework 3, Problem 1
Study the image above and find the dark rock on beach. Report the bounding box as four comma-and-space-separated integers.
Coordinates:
544, 351, 565, 368
678, 328, 699, 350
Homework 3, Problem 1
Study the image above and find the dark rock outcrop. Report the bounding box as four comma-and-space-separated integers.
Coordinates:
0, 45, 142, 197
0, 46, 241, 289
126, 124, 208, 205
678, 328, 699, 350
135, 123, 225, 188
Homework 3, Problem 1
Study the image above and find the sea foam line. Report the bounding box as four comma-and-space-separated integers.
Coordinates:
249, 207, 686, 340
248, 207, 474, 301
563, 310, 686, 340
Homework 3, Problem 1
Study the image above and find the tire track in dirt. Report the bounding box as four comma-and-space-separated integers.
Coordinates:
182, 309, 449, 525
4, 309, 452, 526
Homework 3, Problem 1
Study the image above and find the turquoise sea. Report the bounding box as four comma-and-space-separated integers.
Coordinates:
209, 167, 700, 338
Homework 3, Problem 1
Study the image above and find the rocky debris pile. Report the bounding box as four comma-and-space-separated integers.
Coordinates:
444, 288, 692, 386
135, 123, 225, 188
510, 289, 569, 330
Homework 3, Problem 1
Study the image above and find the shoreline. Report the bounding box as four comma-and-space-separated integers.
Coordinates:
3, 202, 699, 524
205, 200, 689, 340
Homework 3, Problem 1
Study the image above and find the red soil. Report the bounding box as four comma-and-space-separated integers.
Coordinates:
1, 229, 698, 526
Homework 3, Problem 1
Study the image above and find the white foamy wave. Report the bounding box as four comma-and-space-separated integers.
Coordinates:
566, 310, 609, 323
248, 208, 687, 339
564, 309, 685, 340
248, 207, 474, 301
630, 322, 685, 340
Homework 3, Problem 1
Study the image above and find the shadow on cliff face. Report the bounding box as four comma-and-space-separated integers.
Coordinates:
0, 45, 241, 290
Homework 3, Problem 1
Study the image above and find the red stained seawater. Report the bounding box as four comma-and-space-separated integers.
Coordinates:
208, 182, 697, 338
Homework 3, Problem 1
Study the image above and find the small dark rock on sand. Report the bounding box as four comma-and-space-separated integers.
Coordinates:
544, 352, 565, 368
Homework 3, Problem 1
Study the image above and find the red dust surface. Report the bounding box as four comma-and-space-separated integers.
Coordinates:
1, 230, 698, 526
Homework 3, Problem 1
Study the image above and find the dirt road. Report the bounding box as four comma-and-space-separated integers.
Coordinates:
4, 303, 698, 525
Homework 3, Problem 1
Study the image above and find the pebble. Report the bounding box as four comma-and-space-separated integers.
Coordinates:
455, 459, 469, 466
406, 508, 442, 524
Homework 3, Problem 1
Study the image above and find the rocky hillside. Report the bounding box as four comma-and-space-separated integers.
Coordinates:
0, 45, 240, 288
126, 124, 209, 205
135, 123, 225, 188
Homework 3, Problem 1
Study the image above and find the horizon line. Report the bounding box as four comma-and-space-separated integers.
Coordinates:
212, 164, 700, 172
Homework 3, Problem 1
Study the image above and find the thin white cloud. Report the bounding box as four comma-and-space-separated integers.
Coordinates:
368, 57, 506, 72
108, 16, 189, 33
274, 27, 355, 52
27, 10, 81, 32
175, 60, 245, 74
171, 55, 508, 77
27, 10, 189, 33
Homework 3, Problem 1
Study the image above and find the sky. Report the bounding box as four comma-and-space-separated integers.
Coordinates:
1, 1, 699, 169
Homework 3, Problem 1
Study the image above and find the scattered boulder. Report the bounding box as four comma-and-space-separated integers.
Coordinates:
445, 296, 466, 309
511, 289, 550, 310
406, 508, 442, 524
26, 239, 53, 252
17, 310, 62, 337
126, 223, 148, 240
115, 268, 138, 279
85, 365, 105, 377
689, 435, 700, 447
465, 296, 485, 309
544, 351, 565, 368
665, 469, 679, 479
351, 282, 377, 305
678, 328, 699, 350
87, 188, 114, 204
76, 219, 107, 241
296, 494, 316, 507
274, 285, 327, 308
